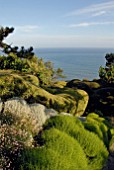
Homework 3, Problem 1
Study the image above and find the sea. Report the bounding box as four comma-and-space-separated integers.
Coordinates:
35, 48, 113, 81
0, 47, 113, 81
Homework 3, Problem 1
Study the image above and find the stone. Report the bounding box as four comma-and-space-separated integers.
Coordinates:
66, 79, 93, 95
0, 98, 2, 113
0, 74, 89, 116
3, 97, 31, 116
3, 97, 58, 134
75, 89, 89, 116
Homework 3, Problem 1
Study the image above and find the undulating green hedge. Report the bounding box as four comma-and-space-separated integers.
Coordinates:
19, 128, 89, 170
84, 113, 111, 147
42, 115, 108, 170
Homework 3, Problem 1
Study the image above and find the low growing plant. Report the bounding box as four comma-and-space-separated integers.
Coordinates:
84, 113, 111, 147
44, 115, 108, 170
18, 128, 89, 170
0, 124, 28, 169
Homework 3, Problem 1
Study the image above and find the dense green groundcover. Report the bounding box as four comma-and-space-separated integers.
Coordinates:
19, 128, 89, 170
13, 115, 109, 170
43, 115, 109, 169
84, 113, 111, 147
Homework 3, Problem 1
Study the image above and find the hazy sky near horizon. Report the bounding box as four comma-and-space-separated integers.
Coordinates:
0, 0, 114, 48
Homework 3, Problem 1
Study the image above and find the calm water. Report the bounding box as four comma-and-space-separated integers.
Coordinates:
35, 48, 113, 81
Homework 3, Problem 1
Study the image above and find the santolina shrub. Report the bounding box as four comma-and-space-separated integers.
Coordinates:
43, 115, 108, 170
18, 128, 89, 170
84, 113, 110, 147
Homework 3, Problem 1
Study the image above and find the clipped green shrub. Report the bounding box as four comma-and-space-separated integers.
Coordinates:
44, 114, 84, 131
108, 127, 114, 152
84, 113, 110, 147
76, 128, 108, 170
109, 135, 114, 152
19, 128, 89, 170
44, 115, 108, 170
84, 121, 103, 142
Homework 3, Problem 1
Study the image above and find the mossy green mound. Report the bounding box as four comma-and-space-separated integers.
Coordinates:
109, 136, 114, 152
22, 74, 40, 86
84, 113, 111, 147
0, 73, 88, 115
52, 81, 67, 88
43, 115, 108, 170
19, 128, 89, 170
82, 79, 101, 89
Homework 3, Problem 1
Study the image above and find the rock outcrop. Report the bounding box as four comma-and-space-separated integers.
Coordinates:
66, 79, 93, 95
67, 79, 114, 116
0, 97, 58, 134
0, 73, 89, 116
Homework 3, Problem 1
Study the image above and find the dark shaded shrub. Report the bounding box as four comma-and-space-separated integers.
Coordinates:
99, 53, 114, 84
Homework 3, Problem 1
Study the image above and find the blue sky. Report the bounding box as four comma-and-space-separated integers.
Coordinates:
0, 0, 114, 48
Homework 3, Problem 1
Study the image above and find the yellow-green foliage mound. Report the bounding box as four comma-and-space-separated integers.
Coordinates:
44, 115, 108, 170
0, 73, 88, 116
83, 113, 111, 146
18, 115, 108, 170
52, 81, 67, 88
19, 128, 89, 170
82, 79, 101, 89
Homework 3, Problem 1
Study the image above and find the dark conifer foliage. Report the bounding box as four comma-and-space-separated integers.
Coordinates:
0, 26, 34, 59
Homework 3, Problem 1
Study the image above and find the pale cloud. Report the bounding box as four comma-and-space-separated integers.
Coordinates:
92, 11, 106, 17
65, 1, 114, 17
5, 34, 114, 48
68, 21, 114, 28
5, 34, 82, 48
15, 25, 40, 33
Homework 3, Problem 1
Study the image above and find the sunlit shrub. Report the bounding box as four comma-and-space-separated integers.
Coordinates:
18, 128, 89, 170
44, 115, 108, 170
84, 113, 110, 147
